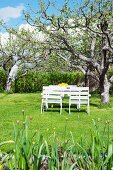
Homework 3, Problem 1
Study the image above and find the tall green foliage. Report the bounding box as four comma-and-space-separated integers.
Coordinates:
1, 117, 113, 169
14, 71, 84, 93
0, 69, 6, 92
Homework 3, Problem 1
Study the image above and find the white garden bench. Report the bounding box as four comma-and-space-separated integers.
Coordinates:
41, 86, 62, 114
69, 87, 90, 114
41, 86, 90, 115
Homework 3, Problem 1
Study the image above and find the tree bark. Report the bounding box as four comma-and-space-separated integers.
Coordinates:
5, 64, 18, 92
6, 78, 12, 92
99, 74, 110, 104
84, 73, 89, 87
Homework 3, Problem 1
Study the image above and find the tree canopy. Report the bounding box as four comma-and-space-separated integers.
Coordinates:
24, 0, 113, 104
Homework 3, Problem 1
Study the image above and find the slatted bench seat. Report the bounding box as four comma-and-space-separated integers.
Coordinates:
69, 87, 90, 114
41, 87, 62, 114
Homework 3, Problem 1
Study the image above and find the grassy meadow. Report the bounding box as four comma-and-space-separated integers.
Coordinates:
0, 92, 113, 149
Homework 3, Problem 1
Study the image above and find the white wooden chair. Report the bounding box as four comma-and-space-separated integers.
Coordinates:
41, 87, 62, 114
69, 87, 90, 114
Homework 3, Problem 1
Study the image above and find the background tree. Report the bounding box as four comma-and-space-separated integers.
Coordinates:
25, 0, 113, 104
0, 24, 69, 91
0, 28, 43, 91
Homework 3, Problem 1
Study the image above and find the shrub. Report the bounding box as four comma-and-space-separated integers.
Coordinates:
0, 69, 6, 92
13, 71, 84, 93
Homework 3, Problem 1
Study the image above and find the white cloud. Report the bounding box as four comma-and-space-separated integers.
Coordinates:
19, 24, 35, 32
0, 4, 24, 22
0, 24, 45, 45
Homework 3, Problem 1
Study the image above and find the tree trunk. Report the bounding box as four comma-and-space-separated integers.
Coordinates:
6, 64, 18, 92
84, 73, 89, 87
6, 77, 12, 92
99, 75, 110, 104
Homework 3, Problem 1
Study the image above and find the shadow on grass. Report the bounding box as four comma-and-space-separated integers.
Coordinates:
65, 108, 87, 114
46, 104, 87, 114
90, 102, 112, 109
90, 102, 99, 107
44, 102, 110, 114
46, 109, 61, 113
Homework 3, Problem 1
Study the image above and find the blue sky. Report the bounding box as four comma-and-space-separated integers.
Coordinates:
0, 0, 81, 30
0, 0, 39, 28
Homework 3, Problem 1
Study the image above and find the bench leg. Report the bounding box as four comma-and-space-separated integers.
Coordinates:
77, 104, 80, 111
69, 103, 71, 114
60, 103, 62, 115
41, 102, 44, 114
77, 104, 79, 110
46, 102, 48, 110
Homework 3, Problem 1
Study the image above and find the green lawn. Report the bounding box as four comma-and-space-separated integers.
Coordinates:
0, 93, 113, 147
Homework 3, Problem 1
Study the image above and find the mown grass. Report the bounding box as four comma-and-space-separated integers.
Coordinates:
0, 93, 113, 150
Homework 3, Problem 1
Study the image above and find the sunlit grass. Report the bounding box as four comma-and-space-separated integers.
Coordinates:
0, 93, 113, 150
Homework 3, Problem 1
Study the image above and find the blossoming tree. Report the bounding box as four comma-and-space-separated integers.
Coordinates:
25, 0, 113, 104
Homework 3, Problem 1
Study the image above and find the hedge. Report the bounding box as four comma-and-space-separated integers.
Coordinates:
0, 69, 6, 92
13, 71, 84, 93
1, 68, 113, 93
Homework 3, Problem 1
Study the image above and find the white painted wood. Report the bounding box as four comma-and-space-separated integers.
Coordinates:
69, 87, 90, 114
41, 86, 90, 115
41, 88, 62, 114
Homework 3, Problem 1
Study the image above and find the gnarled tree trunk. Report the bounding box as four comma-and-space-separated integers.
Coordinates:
6, 64, 18, 92
99, 74, 110, 104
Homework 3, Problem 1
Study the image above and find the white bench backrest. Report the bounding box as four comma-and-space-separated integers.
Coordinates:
42, 86, 89, 97
70, 87, 89, 103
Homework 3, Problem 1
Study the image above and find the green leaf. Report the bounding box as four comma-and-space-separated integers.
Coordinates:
104, 144, 113, 164
0, 140, 14, 146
